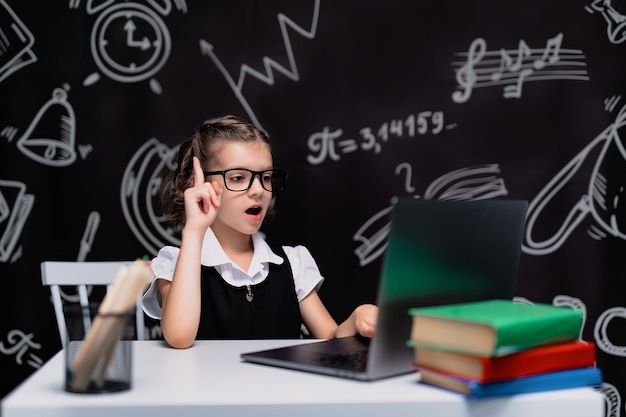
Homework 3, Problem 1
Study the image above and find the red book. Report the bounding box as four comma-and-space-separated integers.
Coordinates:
413, 340, 596, 383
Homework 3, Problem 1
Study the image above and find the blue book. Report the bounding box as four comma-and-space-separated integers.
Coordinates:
419, 366, 603, 400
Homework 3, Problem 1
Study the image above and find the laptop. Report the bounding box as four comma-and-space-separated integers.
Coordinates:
241, 198, 529, 380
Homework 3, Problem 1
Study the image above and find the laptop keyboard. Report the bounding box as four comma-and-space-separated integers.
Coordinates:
317, 349, 369, 371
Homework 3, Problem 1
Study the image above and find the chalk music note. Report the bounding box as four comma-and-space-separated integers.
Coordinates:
491, 53, 511, 82
533, 33, 562, 70
491, 41, 531, 82
503, 68, 533, 98
452, 32, 587, 103
452, 38, 486, 104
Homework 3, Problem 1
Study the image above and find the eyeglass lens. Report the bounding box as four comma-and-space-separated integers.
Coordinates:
224, 169, 287, 191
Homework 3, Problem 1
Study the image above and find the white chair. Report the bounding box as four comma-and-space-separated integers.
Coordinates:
41, 261, 148, 348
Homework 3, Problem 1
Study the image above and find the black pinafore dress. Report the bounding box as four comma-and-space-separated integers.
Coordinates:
196, 245, 302, 339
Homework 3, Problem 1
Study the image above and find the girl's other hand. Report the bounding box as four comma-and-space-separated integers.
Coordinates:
354, 304, 378, 338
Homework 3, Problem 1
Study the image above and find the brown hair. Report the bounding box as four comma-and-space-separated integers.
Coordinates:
161, 115, 272, 227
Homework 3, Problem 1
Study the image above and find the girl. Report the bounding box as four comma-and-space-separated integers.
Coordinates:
142, 115, 378, 349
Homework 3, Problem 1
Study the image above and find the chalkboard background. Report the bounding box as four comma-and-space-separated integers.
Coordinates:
1, 1, 625, 412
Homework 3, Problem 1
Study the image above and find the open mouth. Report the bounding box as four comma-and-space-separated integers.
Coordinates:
246, 206, 262, 215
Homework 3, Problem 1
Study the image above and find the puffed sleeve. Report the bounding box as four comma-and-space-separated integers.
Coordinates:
282, 245, 325, 302
141, 246, 180, 319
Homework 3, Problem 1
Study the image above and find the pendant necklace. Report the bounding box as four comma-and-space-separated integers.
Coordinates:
246, 284, 254, 302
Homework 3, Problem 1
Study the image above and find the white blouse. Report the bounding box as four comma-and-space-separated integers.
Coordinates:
141, 228, 324, 319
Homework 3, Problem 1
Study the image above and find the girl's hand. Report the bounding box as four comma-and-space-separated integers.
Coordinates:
353, 304, 378, 338
183, 156, 222, 233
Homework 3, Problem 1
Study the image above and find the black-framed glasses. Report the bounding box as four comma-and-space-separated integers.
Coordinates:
204, 168, 289, 192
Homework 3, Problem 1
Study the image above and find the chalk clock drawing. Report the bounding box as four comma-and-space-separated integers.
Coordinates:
0, 0, 36, 83
523, 101, 626, 255
199, 0, 321, 132
72, 0, 187, 94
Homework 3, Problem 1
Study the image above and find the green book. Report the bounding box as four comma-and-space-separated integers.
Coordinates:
407, 299, 583, 357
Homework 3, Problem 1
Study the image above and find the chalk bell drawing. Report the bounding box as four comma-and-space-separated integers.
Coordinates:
15, 85, 77, 167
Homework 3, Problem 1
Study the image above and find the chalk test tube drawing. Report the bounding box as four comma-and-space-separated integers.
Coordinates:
523, 103, 626, 255
199, 0, 320, 133
121, 138, 181, 255
587, 0, 626, 44
452, 33, 589, 103
0, 0, 36, 83
353, 164, 508, 266
15, 85, 77, 167
77, 211, 100, 262
76, 0, 187, 94
0, 180, 34, 263
55, 211, 101, 304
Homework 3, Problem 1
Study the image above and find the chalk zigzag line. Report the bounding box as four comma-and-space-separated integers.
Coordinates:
199, 0, 321, 131
235, 0, 321, 89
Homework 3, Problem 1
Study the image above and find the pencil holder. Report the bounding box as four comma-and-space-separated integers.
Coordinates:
63, 304, 134, 394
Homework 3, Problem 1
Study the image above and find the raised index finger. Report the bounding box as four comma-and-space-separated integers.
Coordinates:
192, 156, 206, 187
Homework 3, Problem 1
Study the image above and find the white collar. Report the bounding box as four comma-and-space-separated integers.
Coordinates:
200, 228, 284, 268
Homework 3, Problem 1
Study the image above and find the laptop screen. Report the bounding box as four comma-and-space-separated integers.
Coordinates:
368, 198, 528, 379
241, 198, 528, 381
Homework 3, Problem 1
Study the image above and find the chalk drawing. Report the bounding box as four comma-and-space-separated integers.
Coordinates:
199, 0, 320, 132
452, 33, 589, 103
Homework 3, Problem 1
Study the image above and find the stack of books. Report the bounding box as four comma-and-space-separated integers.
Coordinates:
407, 299, 602, 400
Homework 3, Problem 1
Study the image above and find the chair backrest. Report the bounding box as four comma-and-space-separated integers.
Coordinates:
41, 261, 147, 348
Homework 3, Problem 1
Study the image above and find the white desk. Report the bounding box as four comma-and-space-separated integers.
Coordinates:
2, 340, 603, 417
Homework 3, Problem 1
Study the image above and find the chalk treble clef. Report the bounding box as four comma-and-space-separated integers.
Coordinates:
452, 38, 486, 104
